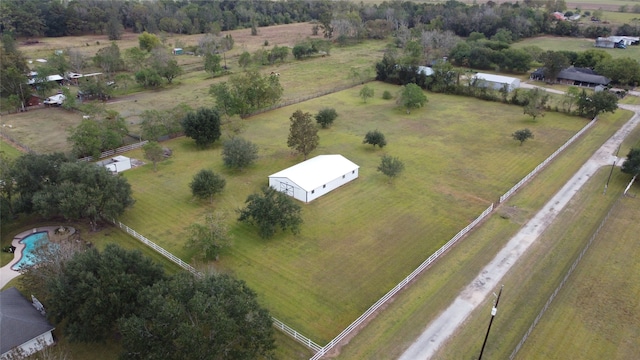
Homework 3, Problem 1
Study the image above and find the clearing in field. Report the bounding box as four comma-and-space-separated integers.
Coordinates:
119, 81, 588, 343
512, 36, 640, 60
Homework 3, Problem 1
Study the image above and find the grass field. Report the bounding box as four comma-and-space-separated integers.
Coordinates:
512, 36, 640, 60
117, 81, 589, 344
331, 106, 632, 359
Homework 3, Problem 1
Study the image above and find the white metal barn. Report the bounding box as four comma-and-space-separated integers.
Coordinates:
472, 73, 521, 92
269, 155, 359, 203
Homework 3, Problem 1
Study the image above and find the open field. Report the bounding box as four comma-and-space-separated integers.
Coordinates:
332, 107, 632, 359
512, 36, 640, 60
118, 81, 589, 343
4, 38, 386, 153
0, 138, 23, 158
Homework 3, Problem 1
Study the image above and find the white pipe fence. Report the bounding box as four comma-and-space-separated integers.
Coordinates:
309, 203, 495, 360
112, 220, 320, 352
500, 118, 596, 203
79, 140, 148, 162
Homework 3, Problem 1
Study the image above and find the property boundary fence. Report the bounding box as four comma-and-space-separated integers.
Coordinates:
79, 141, 148, 162
508, 193, 619, 359
500, 118, 597, 203
247, 80, 374, 118
112, 220, 321, 352
310, 203, 495, 360
0, 128, 37, 154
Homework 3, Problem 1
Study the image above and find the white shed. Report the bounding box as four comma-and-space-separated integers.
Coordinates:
97, 155, 132, 173
269, 155, 359, 203
0, 288, 55, 359
471, 73, 521, 92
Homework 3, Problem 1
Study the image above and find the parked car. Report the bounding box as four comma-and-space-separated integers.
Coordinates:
43, 94, 66, 106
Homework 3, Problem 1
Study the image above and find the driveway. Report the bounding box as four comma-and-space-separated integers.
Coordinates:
398, 103, 640, 359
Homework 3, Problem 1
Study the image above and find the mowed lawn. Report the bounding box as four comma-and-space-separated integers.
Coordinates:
120, 82, 587, 343
512, 36, 640, 60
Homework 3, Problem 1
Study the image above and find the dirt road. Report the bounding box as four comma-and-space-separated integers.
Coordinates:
398, 104, 640, 360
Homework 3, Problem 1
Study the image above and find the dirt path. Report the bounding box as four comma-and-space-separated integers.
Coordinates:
398, 104, 640, 360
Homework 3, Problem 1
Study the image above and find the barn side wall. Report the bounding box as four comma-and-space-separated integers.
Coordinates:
306, 168, 359, 203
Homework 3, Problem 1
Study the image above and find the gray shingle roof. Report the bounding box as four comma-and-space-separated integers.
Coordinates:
0, 287, 55, 355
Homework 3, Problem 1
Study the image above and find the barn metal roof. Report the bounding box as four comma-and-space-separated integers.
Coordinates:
269, 155, 359, 191
472, 73, 520, 84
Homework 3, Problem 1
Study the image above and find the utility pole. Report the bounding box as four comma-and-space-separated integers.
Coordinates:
478, 285, 504, 360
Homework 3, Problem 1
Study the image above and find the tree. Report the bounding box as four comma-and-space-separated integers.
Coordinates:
124, 47, 148, 72
595, 57, 640, 86
140, 104, 191, 140
182, 107, 222, 147
67, 119, 102, 158
143, 141, 165, 172
621, 148, 640, 176
204, 53, 222, 76
238, 51, 251, 68
106, 13, 124, 40
237, 186, 303, 239
363, 130, 387, 148
78, 76, 113, 100
190, 169, 225, 203
118, 272, 275, 360
577, 90, 618, 119
523, 88, 550, 120
359, 85, 374, 103
93, 43, 125, 76
139, 31, 161, 51
222, 137, 259, 170
135, 68, 163, 88
158, 59, 182, 84
377, 155, 405, 180
398, 83, 428, 114
185, 212, 231, 260
10, 153, 69, 214
32, 161, 135, 230
315, 108, 338, 129
541, 51, 569, 83
46, 244, 165, 342
287, 110, 319, 160
562, 86, 580, 113
209, 70, 283, 118
512, 128, 534, 145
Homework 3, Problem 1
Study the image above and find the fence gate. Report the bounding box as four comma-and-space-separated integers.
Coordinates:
280, 182, 294, 196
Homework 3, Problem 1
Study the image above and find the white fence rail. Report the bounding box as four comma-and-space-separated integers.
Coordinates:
112, 221, 320, 352
500, 118, 596, 203
310, 203, 494, 360
79, 141, 148, 162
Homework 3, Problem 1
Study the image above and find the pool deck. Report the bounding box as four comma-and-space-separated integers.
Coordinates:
0, 226, 62, 289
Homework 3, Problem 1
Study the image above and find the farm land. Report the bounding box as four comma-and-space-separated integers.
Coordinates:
2, 16, 639, 360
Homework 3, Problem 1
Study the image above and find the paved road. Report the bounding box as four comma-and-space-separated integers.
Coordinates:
399, 103, 640, 360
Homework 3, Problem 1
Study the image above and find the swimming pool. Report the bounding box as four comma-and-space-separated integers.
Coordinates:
11, 231, 49, 271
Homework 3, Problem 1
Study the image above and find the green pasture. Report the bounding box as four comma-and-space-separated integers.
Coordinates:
514, 185, 640, 359
0, 138, 23, 159
120, 81, 588, 343
512, 36, 640, 60
334, 108, 632, 359
600, 10, 640, 24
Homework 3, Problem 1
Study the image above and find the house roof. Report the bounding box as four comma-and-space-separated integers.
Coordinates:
269, 155, 359, 192
472, 73, 519, 84
0, 287, 55, 355
558, 67, 610, 85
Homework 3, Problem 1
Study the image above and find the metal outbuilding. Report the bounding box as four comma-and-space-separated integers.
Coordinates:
268, 155, 359, 203
471, 73, 521, 92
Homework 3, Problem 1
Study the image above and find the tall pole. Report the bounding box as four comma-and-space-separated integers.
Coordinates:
478, 285, 504, 360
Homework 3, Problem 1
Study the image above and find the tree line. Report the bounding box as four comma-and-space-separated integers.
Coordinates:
2, 0, 639, 41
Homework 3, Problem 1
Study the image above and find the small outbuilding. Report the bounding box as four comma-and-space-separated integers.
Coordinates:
172, 48, 184, 55
268, 155, 359, 203
0, 287, 55, 359
471, 73, 520, 92
97, 155, 132, 173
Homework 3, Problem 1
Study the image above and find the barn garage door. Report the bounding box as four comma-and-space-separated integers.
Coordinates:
280, 182, 294, 196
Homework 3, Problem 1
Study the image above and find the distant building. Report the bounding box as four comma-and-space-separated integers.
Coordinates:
0, 287, 55, 359
172, 48, 184, 55
595, 36, 639, 48
269, 155, 359, 203
471, 73, 521, 92
530, 67, 610, 87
